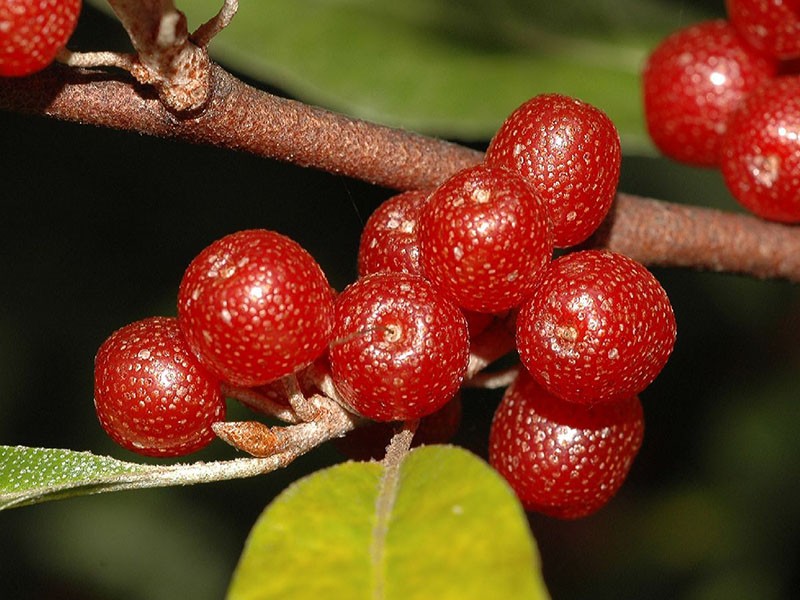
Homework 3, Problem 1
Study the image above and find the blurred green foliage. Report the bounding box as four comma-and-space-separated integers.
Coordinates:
88, 0, 714, 151
2, 1, 799, 599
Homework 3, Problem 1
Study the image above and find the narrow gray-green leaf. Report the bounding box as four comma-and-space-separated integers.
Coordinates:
88, 0, 712, 152
227, 444, 548, 599
0, 445, 296, 510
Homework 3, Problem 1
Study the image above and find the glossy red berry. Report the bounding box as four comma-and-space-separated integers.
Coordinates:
358, 189, 430, 277
516, 250, 676, 404
643, 20, 778, 167
720, 76, 800, 223
418, 164, 553, 313
0, 0, 81, 77
485, 94, 621, 247
489, 370, 644, 519
726, 0, 800, 59
329, 272, 469, 422
94, 317, 226, 457
178, 229, 335, 387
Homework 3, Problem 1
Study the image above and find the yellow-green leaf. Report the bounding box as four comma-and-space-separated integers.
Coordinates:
227, 445, 548, 599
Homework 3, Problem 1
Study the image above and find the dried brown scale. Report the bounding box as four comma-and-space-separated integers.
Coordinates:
1, 64, 800, 280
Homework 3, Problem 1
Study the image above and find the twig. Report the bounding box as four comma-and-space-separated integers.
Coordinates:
1, 64, 799, 280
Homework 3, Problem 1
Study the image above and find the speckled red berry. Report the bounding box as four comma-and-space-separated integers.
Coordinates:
516, 250, 676, 404
358, 189, 431, 277
485, 94, 621, 247
643, 19, 778, 167
94, 317, 226, 457
178, 229, 335, 387
418, 164, 553, 313
0, 0, 81, 77
726, 0, 800, 59
329, 272, 469, 422
489, 369, 644, 519
720, 75, 800, 223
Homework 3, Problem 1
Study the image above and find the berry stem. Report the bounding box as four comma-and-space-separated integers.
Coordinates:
464, 365, 521, 390
212, 393, 358, 457
57, 49, 138, 71
190, 0, 239, 48
221, 383, 301, 424
282, 374, 321, 422
1, 64, 799, 280
466, 313, 517, 378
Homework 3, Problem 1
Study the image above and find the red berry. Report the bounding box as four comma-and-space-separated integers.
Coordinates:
489, 370, 644, 519
485, 94, 621, 247
726, 0, 800, 59
642, 20, 778, 167
516, 250, 676, 404
418, 164, 553, 313
93, 317, 226, 457
357, 189, 430, 277
178, 229, 335, 387
329, 272, 469, 422
720, 76, 800, 223
0, 0, 81, 77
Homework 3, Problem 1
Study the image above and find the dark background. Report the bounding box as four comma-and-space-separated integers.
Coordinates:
1, 4, 799, 599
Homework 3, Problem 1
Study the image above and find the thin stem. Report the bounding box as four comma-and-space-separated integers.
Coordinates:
213, 391, 359, 457
191, 0, 239, 47
282, 373, 320, 422
57, 49, 137, 71
222, 383, 301, 423
464, 365, 521, 390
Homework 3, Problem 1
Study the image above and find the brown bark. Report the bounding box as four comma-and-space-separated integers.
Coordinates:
1, 63, 799, 281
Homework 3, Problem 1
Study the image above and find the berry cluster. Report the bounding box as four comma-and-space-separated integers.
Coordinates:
0, 0, 82, 77
356, 93, 675, 519
94, 93, 677, 519
94, 229, 335, 457
643, 2, 800, 222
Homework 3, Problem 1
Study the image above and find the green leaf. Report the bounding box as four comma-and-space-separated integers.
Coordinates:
92, 0, 712, 152
0, 445, 302, 510
227, 444, 548, 600
0, 445, 148, 509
